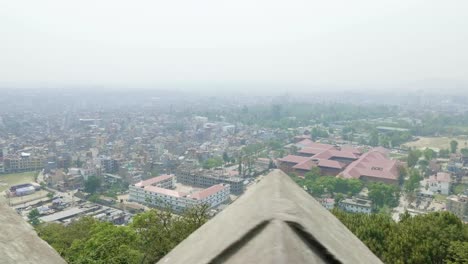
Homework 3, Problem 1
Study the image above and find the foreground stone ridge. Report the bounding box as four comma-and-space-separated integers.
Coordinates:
158, 169, 382, 264
0, 200, 66, 264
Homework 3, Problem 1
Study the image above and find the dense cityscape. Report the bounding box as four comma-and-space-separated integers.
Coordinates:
2, 1, 468, 263
0, 89, 467, 263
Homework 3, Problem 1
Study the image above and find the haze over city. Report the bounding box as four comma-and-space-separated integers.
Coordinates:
1, 0, 468, 93
1, 1, 468, 264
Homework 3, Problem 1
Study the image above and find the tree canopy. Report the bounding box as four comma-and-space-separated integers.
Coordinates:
450, 140, 459, 154
333, 210, 468, 264
84, 176, 101, 194
36, 205, 209, 264
202, 157, 223, 169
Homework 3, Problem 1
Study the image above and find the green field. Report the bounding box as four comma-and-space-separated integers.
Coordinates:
453, 184, 467, 195
403, 136, 468, 151
0, 172, 37, 192
434, 194, 447, 202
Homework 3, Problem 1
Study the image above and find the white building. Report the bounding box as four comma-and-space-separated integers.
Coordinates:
339, 197, 372, 214
428, 172, 451, 195
129, 174, 230, 211
318, 198, 335, 210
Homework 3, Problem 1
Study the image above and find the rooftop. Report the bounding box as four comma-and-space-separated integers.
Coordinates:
340, 148, 398, 181
428, 172, 451, 183
188, 184, 227, 200
134, 174, 174, 187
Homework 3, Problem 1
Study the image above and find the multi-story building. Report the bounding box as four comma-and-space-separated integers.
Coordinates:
100, 157, 120, 174
339, 197, 372, 214
427, 172, 451, 195
177, 168, 244, 194
446, 195, 468, 222
3, 153, 44, 173
129, 174, 230, 211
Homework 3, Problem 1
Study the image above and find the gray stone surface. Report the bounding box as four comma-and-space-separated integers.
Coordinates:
158, 169, 383, 264
0, 201, 66, 264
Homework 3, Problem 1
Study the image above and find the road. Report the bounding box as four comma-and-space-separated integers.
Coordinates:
392, 193, 409, 222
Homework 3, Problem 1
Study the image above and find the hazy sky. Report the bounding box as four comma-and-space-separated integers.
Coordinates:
1, 0, 467, 91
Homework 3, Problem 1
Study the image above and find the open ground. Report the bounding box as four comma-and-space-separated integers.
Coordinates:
403, 136, 468, 151
0, 171, 37, 193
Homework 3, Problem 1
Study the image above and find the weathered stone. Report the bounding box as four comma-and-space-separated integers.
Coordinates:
0, 201, 65, 264
158, 169, 382, 264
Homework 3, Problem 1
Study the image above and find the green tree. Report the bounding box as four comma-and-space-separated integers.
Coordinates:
383, 212, 466, 263
132, 205, 209, 263
47, 192, 55, 199
423, 148, 436, 161
202, 157, 223, 169
333, 210, 468, 264
460, 148, 468, 157
222, 152, 229, 163
68, 223, 142, 263
36, 217, 98, 257
28, 208, 41, 226
404, 169, 422, 193
368, 182, 399, 208
450, 140, 459, 154
397, 165, 407, 186
407, 149, 422, 168
439, 148, 450, 158
36, 206, 210, 264
369, 130, 379, 147
446, 241, 468, 264
304, 167, 321, 180
84, 176, 101, 194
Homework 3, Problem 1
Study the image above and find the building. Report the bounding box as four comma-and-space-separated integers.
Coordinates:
277, 140, 360, 176
446, 195, 468, 222
427, 172, 451, 195
318, 198, 335, 210
6, 183, 40, 197
340, 148, 399, 185
100, 157, 120, 174
3, 153, 44, 173
339, 197, 372, 214
129, 174, 230, 211
177, 167, 244, 194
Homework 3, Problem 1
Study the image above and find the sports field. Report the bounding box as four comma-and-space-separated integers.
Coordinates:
0, 171, 37, 192
403, 136, 468, 151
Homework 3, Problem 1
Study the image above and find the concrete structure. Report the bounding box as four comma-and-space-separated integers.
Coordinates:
446, 195, 468, 222
427, 172, 451, 195
340, 148, 399, 185
158, 170, 382, 264
177, 167, 244, 194
6, 183, 40, 197
100, 157, 120, 174
3, 154, 44, 173
129, 174, 230, 211
339, 197, 372, 214
0, 201, 66, 264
